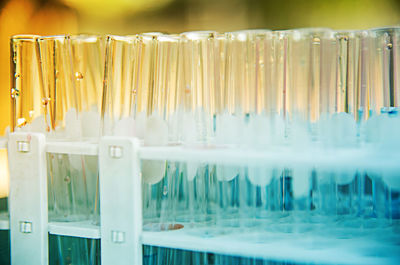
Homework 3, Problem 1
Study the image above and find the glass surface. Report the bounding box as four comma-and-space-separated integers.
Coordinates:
102, 35, 136, 137
50, 235, 100, 265
10, 35, 44, 133
368, 27, 400, 115
180, 31, 220, 145
37, 35, 76, 137
70, 34, 105, 139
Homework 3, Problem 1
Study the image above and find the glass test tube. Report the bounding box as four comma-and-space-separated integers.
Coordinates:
38, 35, 101, 262
284, 29, 337, 142
329, 31, 360, 230
180, 31, 219, 145
368, 27, 400, 116
70, 34, 105, 139
139, 34, 182, 232
10, 35, 45, 133
366, 27, 400, 225
217, 30, 276, 229
170, 32, 221, 227
70, 35, 105, 225
37, 35, 78, 138
38, 35, 87, 222
277, 29, 336, 232
133, 33, 161, 139
102, 35, 136, 137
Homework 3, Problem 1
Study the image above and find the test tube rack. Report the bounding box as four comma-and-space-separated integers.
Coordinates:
0, 132, 399, 265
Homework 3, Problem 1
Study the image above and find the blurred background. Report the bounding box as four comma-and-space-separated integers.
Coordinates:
0, 0, 399, 134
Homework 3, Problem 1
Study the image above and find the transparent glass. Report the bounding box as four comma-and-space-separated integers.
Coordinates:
142, 160, 182, 230
281, 28, 337, 149
138, 33, 164, 227
37, 35, 77, 138
364, 27, 400, 226
102, 35, 136, 137
70, 34, 105, 139
70, 35, 104, 225
46, 152, 91, 222
356, 30, 371, 123
368, 27, 400, 115
140, 34, 185, 233
51, 235, 100, 265
38, 35, 100, 223
132, 32, 164, 141
216, 30, 282, 229
136, 33, 179, 145
180, 31, 220, 145
335, 31, 358, 116
10, 35, 45, 133
222, 30, 276, 117
221, 30, 284, 148
153, 35, 180, 143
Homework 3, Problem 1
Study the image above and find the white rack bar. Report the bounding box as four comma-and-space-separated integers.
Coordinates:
42, 141, 400, 172
142, 228, 398, 265
48, 221, 100, 239
99, 137, 142, 265
139, 145, 400, 171
0, 211, 9, 230
46, 140, 98, 155
0, 139, 9, 231
8, 132, 48, 265
0, 135, 9, 232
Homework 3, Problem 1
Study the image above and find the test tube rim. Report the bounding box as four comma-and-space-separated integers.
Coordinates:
70, 34, 103, 43
225, 29, 273, 41
180, 30, 219, 40
106, 34, 136, 44
10, 34, 40, 42
37, 34, 70, 43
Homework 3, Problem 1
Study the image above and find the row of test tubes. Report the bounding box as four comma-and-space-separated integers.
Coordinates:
10, 26, 400, 264
11, 28, 400, 146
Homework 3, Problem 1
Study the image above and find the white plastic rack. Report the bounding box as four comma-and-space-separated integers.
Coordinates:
0, 138, 9, 231
2, 132, 400, 264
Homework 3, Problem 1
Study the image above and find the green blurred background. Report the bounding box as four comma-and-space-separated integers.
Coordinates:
0, 0, 399, 134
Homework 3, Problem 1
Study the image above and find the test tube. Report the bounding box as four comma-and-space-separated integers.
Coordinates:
70, 34, 105, 139
284, 29, 337, 143
144, 34, 180, 145
70, 35, 105, 225
138, 33, 164, 225
139, 34, 186, 233
102, 35, 136, 136
153, 35, 186, 227
37, 35, 79, 138
174, 31, 221, 228
329, 31, 360, 230
373, 27, 400, 222
217, 30, 278, 229
327, 31, 359, 147
102, 34, 168, 225
280, 29, 338, 232
140, 33, 188, 265
38, 35, 82, 221
180, 31, 219, 145
365, 27, 400, 226
368, 27, 400, 116
364, 27, 400, 146
10, 35, 45, 133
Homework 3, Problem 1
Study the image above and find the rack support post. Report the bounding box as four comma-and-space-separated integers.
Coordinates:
99, 137, 142, 265
8, 132, 48, 265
